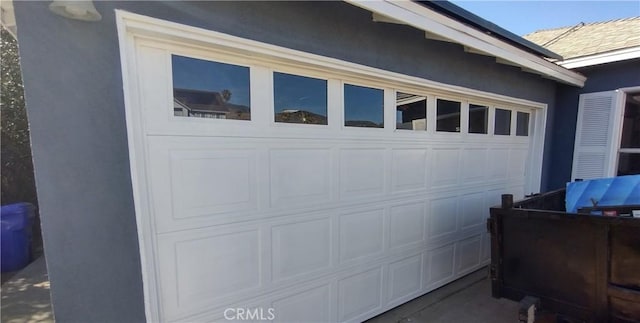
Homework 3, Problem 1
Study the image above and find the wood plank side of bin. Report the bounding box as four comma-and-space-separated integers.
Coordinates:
488, 189, 640, 323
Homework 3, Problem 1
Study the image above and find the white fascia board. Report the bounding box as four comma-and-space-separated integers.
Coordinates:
345, 0, 586, 87
558, 47, 640, 69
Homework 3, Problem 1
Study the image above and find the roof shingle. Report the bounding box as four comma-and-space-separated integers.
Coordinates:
523, 17, 640, 60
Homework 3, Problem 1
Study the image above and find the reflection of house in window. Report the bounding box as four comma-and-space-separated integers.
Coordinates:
396, 92, 426, 131
173, 88, 250, 120
275, 109, 328, 124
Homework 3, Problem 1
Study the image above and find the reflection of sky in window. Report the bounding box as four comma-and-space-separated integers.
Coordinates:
516, 112, 529, 136
437, 99, 460, 116
171, 55, 250, 107
344, 84, 384, 125
274, 72, 327, 116
495, 108, 511, 135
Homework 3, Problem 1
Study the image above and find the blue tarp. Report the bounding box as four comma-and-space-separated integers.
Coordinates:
566, 175, 640, 213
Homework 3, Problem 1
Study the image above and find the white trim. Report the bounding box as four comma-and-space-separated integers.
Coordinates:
116, 11, 550, 321
116, 10, 161, 323
559, 47, 640, 69
345, 0, 585, 87
117, 11, 546, 111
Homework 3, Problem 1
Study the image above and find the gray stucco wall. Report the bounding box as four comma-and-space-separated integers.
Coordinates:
547, 59, 640, 190
14, 1, 558, 321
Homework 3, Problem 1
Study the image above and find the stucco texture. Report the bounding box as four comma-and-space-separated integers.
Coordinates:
13, 1, 559, 321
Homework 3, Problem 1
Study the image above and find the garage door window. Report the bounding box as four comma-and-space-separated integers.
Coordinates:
396, 92, 427, 131
469, 104, 488, 134
436, 99, 461, 132
516, 112, 530, 136
274, 72, 327, 125
344, 84, 384, 128
172, 55, 251, 120
494, 108, 511, 135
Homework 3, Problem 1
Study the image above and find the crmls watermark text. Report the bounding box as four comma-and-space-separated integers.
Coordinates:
224, 308, 275, 321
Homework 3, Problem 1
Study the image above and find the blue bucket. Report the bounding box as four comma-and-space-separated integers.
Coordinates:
1, 203, 35, 272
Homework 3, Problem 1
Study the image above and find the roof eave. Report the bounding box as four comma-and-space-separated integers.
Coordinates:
558, 46, 640, 69
345, 0, 585, 87
418, 0, 563, 60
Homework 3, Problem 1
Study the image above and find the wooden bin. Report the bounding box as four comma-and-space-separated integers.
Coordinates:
488, 189, 640, 322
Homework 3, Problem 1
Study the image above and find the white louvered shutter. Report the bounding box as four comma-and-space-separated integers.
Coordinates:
571, 90, 624, 180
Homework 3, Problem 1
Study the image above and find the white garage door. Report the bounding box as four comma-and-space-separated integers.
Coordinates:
118, 13, 543, 323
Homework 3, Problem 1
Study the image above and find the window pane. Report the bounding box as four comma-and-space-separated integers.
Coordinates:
436, 99, 461, 132
274, 72, 327, 125
344, 84, 384, 128
396, 92, 426, 131
469, 104, 488, 134
494, 108, 511, 135
172, 55, 250, 120
617, 153, 640, 176
620, 99, 640, 148
516, 112, 530, 136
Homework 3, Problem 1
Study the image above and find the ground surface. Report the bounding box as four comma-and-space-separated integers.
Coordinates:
1, 260, 518, 323
367, 268, 520, 323
1, 256, 53, 323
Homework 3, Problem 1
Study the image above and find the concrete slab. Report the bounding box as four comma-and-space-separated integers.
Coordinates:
367, 268, 520, 323
1, 256, 53, 323
0, 261, 517, 323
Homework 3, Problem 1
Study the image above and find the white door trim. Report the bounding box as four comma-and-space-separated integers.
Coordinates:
115, 10, 549, 321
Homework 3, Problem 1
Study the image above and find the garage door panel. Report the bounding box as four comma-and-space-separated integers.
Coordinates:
388, 254, 422, 305
428, 197, 459, 242
481, 232, 491, 263
462, 148, 488, 183
339, 149, 386, 200
424, 243, 455, 287
431, 148, 460, 188
461, 192, 485, 230
146, 138, 264, 233
339, 208, 385, 263
391, 149, 428, 193
271, 284, 332, 323
171, 149, 258, 218
456, 234, 482, 275
272, 217, 332, 282
389, 202, 426, 249
269, 149, 332, 208
338, 267, 383, 322
488, 148, 509, 180
508, 184, 526, 200
509, 148, 528, 179
157, 227, 262, 319
485, 188, 505, 210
